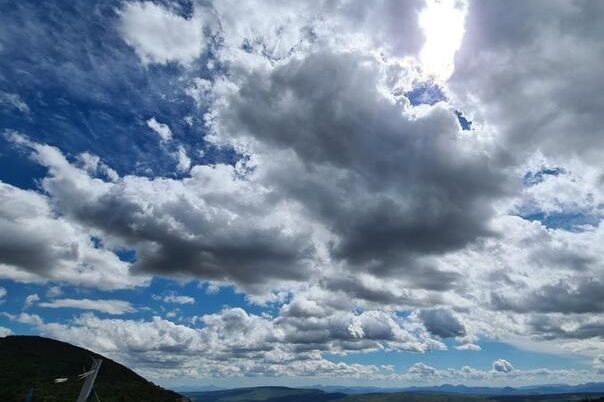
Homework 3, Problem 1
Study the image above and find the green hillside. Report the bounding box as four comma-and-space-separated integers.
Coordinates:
0, 335, 186, 402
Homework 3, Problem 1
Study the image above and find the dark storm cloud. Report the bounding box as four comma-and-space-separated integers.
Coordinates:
322, 271, 452, 309
492, 277, 604, 314
0, 178, 141, 289
529, 314, 604, 340
418, 308, 466, 338
217, 51, 510, 274
4, 136, 315, 293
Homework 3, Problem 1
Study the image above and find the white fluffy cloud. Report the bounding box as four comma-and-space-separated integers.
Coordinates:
492, 359, 514, 374
146, 117, 173, 142
0, 326, 12, 337
456, 343, 481, 351
161, 294, 195, 305
174, 145, 191, 173
118, 2, 206, 65
7, 310, 594, 384
23, 293, 40, 309
38, 298, 136, 315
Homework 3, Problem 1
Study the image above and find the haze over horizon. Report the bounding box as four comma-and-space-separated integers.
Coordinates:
1, 0, 603, 390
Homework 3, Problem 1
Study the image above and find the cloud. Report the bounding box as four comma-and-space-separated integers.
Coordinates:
0, 171, 147, 290
493, 277, 604, 314
0, 91, 30, 113
0, 327, 11, 337
8, 134, 317, 295
76, 152, 119, 182
455, 343, 481, 351
9, 309, 599, 384
0, 286, 6, 300
210, 50, 508, 277
492, 359, 514, 373
38, 298, 137, 315
174, 145, 191, 173
162, 295, 195, 305
451, 1, 604, 163
7, 312, 45, 327
418, 308, 466, 338
594, 355, 604, 374
408, 362, 439, 377
146, 117, 173, 142
46, 286, 62, 298
145, 119, 192, 173
24, 293, 40, 309
118, 1, 206, 65
26, 311, 386, 379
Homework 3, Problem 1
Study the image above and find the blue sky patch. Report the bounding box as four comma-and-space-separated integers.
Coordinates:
405, 82, 446, 106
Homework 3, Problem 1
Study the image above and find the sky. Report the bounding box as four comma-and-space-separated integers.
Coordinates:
1, 0, 604, 390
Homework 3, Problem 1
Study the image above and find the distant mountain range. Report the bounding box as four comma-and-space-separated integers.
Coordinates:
403, 383, 604, 396
0, 335, 186, 402
314, 383, 604, 396
184, 383, 604, 402
185, 386, 347, 402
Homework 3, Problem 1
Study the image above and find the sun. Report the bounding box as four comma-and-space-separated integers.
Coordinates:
418, 0, 468, 82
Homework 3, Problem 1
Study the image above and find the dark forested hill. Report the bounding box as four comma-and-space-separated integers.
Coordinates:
0, 335, 185, 402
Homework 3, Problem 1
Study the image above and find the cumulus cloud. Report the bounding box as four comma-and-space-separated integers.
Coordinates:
118, 1, 206, 65
17, 304, 445, 377
418, 308, 466, 338
0, 167, 147, 290
7, 133, 317, 295
452, 1, 604, 163
23, 293, 40, 309
174, 145, 191, 173
146, 117, 173, 142
46, 286, 62, 298
76, 152, 119, 182
38, 298, 137, 315
12, 308, 596, 384
210, 50, 508, 277
492, 359, 514, 373
455, 343, 481, 351
0, 326, 12, 337
594, 355, 604, 374
161, 294, 195, 305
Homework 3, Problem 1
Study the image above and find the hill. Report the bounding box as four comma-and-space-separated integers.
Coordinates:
185, 387, 604, 402
339, 392, 604, 402
402, 383, 604, 396
0, 335, 186, 402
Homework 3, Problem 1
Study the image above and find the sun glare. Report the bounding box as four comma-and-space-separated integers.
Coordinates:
419, 0, 467, 82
